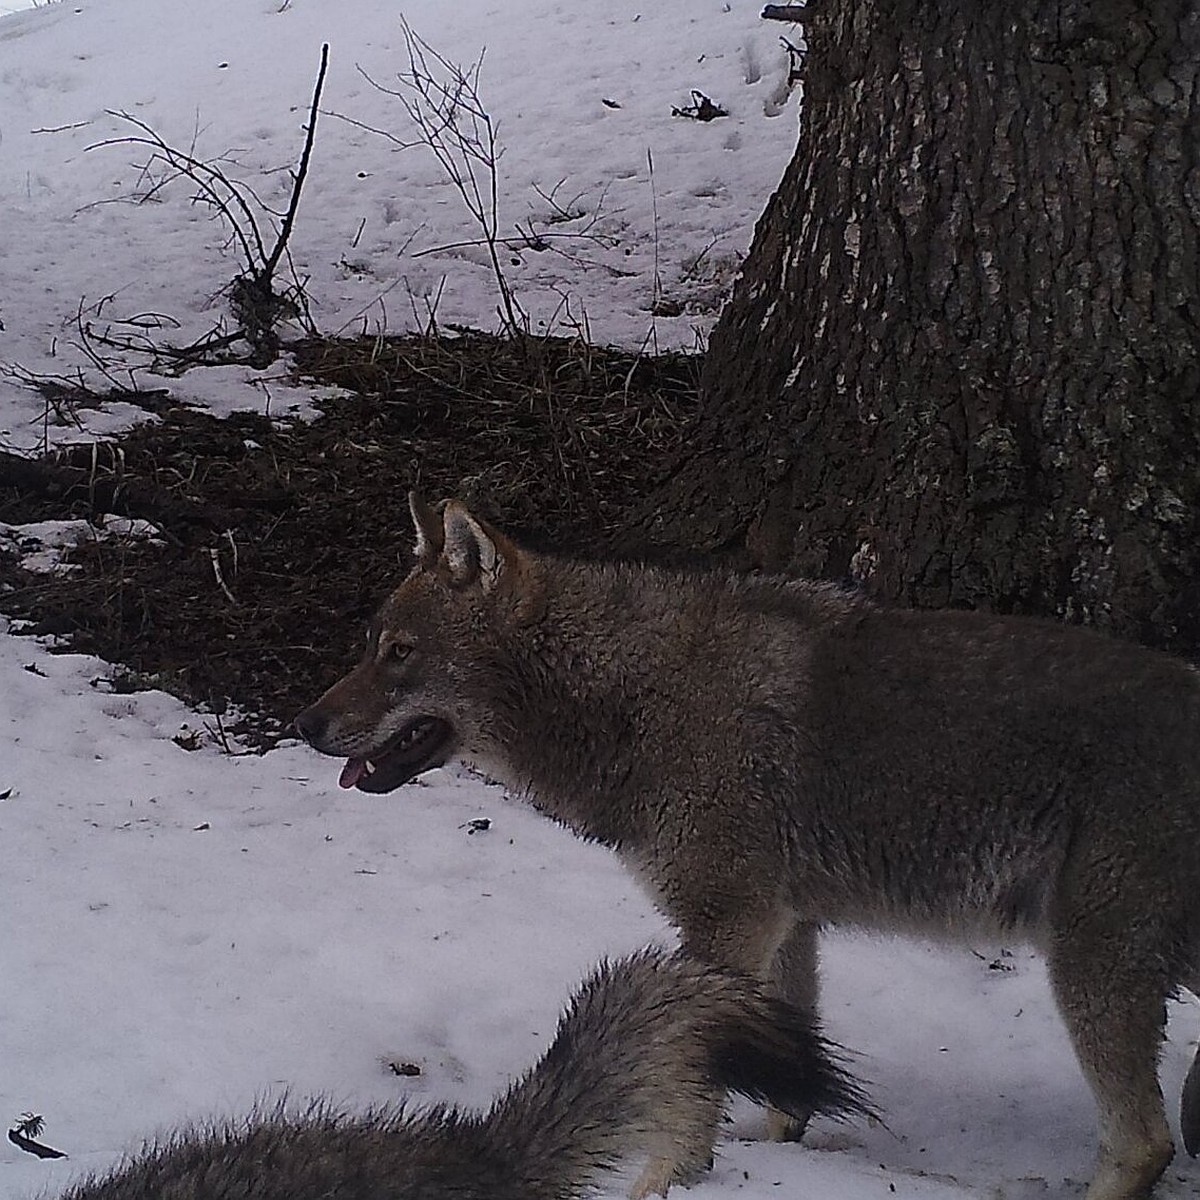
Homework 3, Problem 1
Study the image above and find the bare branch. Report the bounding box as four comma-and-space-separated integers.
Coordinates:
90, 112, 267, 270
359, 19, 526, 336
262, 42, 328, 281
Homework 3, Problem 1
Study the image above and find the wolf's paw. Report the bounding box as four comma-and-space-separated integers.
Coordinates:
629, 1159, 674, 1200
766, 1103, 812, 1143
629, 1152, 713, 1200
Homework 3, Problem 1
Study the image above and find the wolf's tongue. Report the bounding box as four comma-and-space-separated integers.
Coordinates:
339, 758, 368, 789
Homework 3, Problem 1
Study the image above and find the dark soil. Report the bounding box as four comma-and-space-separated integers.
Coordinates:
0, 331, 700, 747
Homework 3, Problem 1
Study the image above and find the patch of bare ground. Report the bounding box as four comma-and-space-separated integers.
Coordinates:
0, 331, 700, 746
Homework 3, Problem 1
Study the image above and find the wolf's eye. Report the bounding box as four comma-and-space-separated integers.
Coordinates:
387, 642, 412, 663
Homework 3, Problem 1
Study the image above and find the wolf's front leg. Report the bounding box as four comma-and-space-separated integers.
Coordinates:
668, 895, 806, 1172
765, 919, 821, 1142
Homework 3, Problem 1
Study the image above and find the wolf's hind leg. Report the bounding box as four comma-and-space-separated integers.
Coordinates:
765, 919, 821, 1142
628, 1091, 721, 1200
1047, 920, 1174, 1200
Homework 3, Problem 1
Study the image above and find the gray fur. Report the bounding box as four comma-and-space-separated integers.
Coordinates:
60, 951, 867, 1200
296, 495, 1200, 1200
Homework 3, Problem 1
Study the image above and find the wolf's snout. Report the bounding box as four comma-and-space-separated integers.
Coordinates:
293, 707, 328, 747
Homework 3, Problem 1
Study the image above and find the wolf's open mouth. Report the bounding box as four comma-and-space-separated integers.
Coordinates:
338, 717, 454, 793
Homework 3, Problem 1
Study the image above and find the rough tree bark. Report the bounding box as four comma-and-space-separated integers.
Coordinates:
634, 0, 1200, 655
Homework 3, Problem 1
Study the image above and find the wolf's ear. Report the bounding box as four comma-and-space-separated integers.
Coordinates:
409, 492, 445, 568
442, 501, 503, 592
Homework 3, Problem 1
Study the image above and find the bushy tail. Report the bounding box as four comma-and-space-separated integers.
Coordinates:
61, 950, 870, 1200
487, 947, 871, 1198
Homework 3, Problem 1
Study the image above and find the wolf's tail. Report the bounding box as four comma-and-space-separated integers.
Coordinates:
61, 950, 869, 1200
486, 947, 872, 1198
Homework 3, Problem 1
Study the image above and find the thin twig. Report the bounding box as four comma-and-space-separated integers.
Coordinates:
360, 20, 527, 336
207, 547, 237, 604
262, 43, 328, 281
90, 112, 267, 271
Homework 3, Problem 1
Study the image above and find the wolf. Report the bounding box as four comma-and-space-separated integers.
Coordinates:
295, 493, 1200, 1200
59, 950, 866, 1200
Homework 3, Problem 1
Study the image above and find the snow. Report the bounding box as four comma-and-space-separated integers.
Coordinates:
0, 0, 798, 450
1, 3, 1198, 1200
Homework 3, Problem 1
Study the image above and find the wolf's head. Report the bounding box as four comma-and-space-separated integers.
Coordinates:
294, 493, 537, 793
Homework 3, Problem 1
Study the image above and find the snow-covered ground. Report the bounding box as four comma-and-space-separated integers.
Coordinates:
2, 3, 1198, 1200
1, 0, 798, 451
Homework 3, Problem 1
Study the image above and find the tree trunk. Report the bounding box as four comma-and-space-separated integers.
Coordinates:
634, 0, 1200, 655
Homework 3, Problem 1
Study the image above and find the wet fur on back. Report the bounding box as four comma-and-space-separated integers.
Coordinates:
296, 496, 1200, 1200
62, 950, 868, 1200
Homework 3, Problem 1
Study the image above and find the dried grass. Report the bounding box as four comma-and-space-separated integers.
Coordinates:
0, 330, 700, 745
